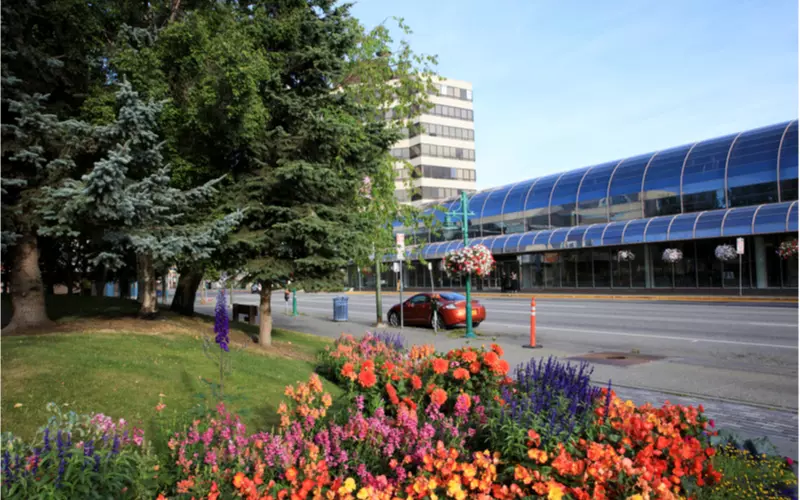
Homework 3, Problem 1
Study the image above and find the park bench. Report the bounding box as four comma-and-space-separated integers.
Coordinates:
232, 303, 258, 325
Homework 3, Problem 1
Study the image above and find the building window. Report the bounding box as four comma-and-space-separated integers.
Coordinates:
390, 148, 410, 160
418, 165, 476, 181
411, 122, 474, 142
430, 104, 474, 121
411, 144, 475, 161
430, 84, 473, 101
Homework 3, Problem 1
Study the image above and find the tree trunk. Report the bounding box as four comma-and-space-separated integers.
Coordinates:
170, 268, 204, 316
119, 275, 130, 299
138, 253, 158, 318
136, 256, 144, 303
4, 233, 52, 332
258, 285, 273, 347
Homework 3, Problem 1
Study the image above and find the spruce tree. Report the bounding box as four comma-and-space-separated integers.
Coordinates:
41, 82, 241, 317
1, 83, 91, 331
221, 0, 437, 346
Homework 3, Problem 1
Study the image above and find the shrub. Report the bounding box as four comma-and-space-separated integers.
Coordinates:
0, 403, 155, 499
694, 444, 797, 499
485, 356, 606, 463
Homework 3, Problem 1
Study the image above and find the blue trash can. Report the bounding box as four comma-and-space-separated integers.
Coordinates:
333, 296, 349, 322
104, 282, 115, 297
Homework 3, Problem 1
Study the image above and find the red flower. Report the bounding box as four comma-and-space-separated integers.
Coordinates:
432, 358, 449, 375
361, 360, 375, 371
492, 359, 510, 375
410, 375, 422, 390
453, 367, 470, 380
461, 350, 478, 363
469, 361, 482, 374
358, 369, 376, 388
386, 383, 400, 405
341, 363, 356, 380
483, 351, 499, 367
490, 343, 504, 356
430, 388, 447, 406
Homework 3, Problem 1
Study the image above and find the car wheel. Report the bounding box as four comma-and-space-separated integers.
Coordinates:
388, 311, 400, 327
473, 322, 481, 328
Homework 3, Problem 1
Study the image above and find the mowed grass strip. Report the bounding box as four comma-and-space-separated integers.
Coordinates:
1, 296, 338, 440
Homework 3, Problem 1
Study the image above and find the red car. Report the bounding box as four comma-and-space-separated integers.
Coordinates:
387, 292, 486, 329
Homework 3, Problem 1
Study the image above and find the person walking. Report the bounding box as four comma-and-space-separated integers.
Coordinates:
284, 289, 291, 315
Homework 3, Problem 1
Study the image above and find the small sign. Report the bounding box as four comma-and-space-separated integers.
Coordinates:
392, 262, 401, 273
736, 237, 745, 255
427, 262, 432, 271
396, 233, 405, 261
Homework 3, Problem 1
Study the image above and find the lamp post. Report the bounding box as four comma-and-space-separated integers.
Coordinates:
371, 244, 383, 326
443, 191, 476, 339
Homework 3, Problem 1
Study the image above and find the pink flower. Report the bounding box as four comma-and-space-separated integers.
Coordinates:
155, 402, 166, 412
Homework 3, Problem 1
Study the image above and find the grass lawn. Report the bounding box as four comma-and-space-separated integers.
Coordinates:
1, 295, 338, 440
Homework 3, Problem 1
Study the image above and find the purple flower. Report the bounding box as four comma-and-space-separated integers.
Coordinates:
214, 290, 230, 352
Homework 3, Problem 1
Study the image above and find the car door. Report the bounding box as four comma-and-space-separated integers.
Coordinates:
405, 294, 430, 325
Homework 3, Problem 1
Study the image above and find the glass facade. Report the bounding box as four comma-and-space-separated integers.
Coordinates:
367, 121, 798, 291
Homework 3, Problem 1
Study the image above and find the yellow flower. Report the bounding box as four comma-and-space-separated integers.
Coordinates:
627, 496, 644, 500
427, 478, 438, 490
338, 477, 356, 494
13, 403, 22, 408
357, 487, 373, 499
547, 484, 564, 500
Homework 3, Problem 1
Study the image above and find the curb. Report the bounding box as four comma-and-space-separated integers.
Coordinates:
343, 290, 798, 304
595, 380, 799, 413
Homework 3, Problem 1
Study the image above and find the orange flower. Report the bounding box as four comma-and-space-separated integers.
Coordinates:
285, 467, 298, 482
431, 388, 447, 406
461, 350, 478, 363
386, 383, 400, 405
492, 359, 510, 375
456, 393, 471, 410
233, 472, 245, 488
453, 367, 470, 380
432, 358, 449, 374
401, 397, 417, 410
490, 343, 504, 356
358, 370, 377, 388
483, 351, 499, 367
410, 375, 423, 390
361, 360, 375, 372
341, 363, 356, 380
469, 361, 481, 374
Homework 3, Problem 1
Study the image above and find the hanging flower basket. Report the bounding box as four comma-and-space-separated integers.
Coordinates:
443, 244, 495, 278
714, 244, 737, 262
617, 249, 635, 262
778, 239, 798, 260
662, 248, 683, 264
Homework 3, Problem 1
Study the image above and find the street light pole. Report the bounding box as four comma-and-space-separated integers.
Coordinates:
373, 244, 383, 326
444, 191, 476, 339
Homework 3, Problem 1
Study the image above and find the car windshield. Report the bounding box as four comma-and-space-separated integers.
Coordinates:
438, 292, 466, 302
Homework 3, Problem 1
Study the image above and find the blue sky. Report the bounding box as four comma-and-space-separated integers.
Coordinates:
350, 0, 798, 190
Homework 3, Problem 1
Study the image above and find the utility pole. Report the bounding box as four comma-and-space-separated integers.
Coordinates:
372, 244, 383, 325
444, 191, 476, 339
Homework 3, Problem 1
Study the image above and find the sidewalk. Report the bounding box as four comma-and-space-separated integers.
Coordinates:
270, 311, 799, 460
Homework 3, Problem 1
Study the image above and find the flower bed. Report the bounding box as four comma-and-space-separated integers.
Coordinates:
2, 333, 796, 499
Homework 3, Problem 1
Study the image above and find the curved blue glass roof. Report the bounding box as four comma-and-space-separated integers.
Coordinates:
401, 121, 796, 248
393, 201, 797, 261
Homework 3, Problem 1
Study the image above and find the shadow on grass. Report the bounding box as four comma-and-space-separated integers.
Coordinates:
2, 294, 141, 328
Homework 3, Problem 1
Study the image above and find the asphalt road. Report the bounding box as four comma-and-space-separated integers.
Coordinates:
198, 290, 799, 409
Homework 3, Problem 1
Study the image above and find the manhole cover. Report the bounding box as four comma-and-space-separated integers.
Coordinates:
568, 352, 663, 367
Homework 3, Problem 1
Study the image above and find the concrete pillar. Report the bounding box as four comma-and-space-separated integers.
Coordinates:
754, 236, 768, 289
644, 244, 654, 289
